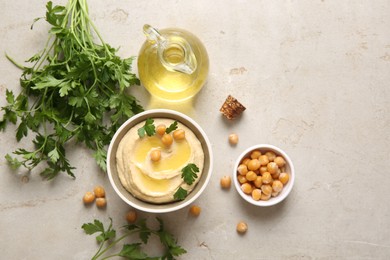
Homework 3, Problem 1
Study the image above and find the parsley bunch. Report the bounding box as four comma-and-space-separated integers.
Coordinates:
82, 217, 187, 260
0, 0, 143, 179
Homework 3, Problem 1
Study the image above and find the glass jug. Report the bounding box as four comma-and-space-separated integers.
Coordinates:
138, 24, 209, 102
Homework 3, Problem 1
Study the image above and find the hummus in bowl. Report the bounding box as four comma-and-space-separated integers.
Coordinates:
107, 109, 213, 213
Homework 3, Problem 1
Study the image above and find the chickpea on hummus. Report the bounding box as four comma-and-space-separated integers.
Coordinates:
116, 118, 204, 204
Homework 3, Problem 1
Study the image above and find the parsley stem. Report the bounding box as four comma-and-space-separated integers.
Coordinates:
77, 0, 112, 58
92, 240, 106, 260
64, 110, 74, 128
93, 232, 133, 260
100, 254, 121, 260
5, 53, 25, 70
34, 37, 55, 72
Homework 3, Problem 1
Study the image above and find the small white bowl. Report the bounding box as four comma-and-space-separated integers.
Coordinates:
233, 144, 295, 207
107, 109, 213, 213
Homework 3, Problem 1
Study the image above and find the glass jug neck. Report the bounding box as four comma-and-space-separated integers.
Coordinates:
143, 24, 197, 74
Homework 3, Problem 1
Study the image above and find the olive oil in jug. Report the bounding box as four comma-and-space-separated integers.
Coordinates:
138, 25, 209, 102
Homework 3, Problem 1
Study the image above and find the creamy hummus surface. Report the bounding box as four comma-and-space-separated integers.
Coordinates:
116, 118, 204, 204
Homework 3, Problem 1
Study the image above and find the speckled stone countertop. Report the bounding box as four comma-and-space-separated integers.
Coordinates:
1, 0, 390, 259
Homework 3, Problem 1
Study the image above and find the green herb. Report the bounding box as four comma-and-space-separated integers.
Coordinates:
0, 0, 143, 179
181, 163, 199, 185
165, 120, 178, 134
137, 118, 156, 138
82, 217, 187, 260
173, 163, 200, 200
82, 218, 116, 243
173, 187, 188, 201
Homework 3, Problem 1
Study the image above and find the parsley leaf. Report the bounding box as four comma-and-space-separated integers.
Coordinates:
173, 187, 188, 201
5, 154, 22, 170
181, 163, 200, 185
5, 89, 15, 104
137, 118, 156, 138
118, 243, 147, 259
165, 120, 178, 134
81, 218, 116, 243
137, 218, 152, 244
16, 120, 28, 141
48, 147, 60, 163
93, 147, 107, 173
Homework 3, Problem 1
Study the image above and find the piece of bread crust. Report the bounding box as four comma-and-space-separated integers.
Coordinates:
219, 95, 246, 120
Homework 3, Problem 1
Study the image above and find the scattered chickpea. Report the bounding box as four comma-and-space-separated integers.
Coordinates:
228, 133, 239, 145
126, 210, 137, 223
236, 221, 248, 234
93, 186, 106, 198
237, 164, 248, 176
247, 159, 260, 171
96, 197, 107, 208
189, 205, 201, 216
279, 172, 290, 185
173, 129, 186, 140
161, 133, 173, 146
83, 191, 95, 204
156, 124, 167, 136
150, 149, 161, 162
274, 156, 286, 168
265, 151, 276, 162
252, 189, 262, 201
241, 183, 252, 194
220, 175, 231, 189
245, 171, 257, 182
250, 150, 261, 159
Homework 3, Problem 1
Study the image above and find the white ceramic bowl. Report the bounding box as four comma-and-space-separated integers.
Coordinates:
107, 109, 213, 213
233, 144, 295, 207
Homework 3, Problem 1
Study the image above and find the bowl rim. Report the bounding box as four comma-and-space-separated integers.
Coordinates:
233, 144, 295, 207
107, 109, 213, 213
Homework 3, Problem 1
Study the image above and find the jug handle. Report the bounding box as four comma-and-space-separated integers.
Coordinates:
143, 24, 197, 74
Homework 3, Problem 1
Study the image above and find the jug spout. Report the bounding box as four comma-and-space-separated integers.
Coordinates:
143, 24, 197, 74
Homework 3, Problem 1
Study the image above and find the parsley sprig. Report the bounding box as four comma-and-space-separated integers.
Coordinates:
0, 0, 143, 179
137, 118, 156, 138
173, 187, 188, 201
165, 121, 178, 134
174, 163, 200, 200
181, 163, 199, 185
82, 217, 187, 260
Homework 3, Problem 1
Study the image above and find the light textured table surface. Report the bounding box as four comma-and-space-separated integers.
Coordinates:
1, 0, 390, 259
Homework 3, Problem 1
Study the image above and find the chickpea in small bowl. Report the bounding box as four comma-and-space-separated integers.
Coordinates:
233, 144, 295, 207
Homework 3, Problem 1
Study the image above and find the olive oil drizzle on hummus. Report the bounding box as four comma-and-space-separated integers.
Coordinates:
133, 136, 192, 177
